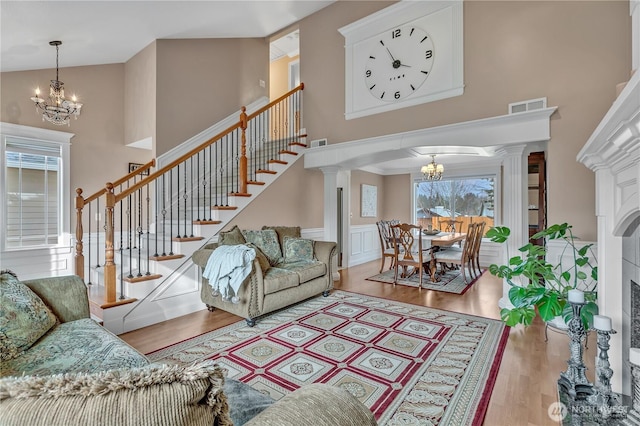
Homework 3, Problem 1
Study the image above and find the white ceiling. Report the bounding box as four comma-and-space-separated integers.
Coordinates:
0, 1, 333, 72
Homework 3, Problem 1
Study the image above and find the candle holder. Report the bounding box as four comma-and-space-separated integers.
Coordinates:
587, 329, 623, 419
558, 300, 593, 400
632, 363, 640, 415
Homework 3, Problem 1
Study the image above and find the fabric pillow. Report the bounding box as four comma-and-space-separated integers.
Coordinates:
0, 271, 58, 361
242, 229, 282, 266
245, 243, 271, 273
261, 226, 301, 250
282, 237, 315, 263
219, 225, 247, 246
0, 361, 232, 426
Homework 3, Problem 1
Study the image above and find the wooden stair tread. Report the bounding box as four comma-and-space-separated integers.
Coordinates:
279, 150, 298, 156
173, 236, 205, 242
247, 181, 265, 186
123, 273, 162, 283
229, 192, 251, 197
149, 254, 185, 261
211, 206, 237, 210
268, 159, 288, 165
256, 169, 277, 174
87, 285, 137, 309
289, 142, 307, 148
193, 220, 222, 225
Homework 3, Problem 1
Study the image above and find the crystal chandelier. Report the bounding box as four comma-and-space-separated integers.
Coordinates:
30, 41, 82, 126
421, 155, 444, 181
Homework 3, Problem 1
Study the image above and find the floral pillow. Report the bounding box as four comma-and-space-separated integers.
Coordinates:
0, 271, 58, 361
282, 237, 315, 263
242, 229, 282, 266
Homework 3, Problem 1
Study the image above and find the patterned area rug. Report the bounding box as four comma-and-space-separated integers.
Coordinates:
366, 267, 484, 294
148, 291, 509, 425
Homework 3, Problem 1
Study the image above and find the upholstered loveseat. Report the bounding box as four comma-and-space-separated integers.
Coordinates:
0, 273, 376, 426
192, 225, 337, 326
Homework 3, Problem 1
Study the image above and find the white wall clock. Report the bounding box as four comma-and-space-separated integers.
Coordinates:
339, 1, 463, 120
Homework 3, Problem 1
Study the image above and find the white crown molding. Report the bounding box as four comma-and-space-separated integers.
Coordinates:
577, 71, 640, 172
0, 122, 74, 144
304, 107, 557, 170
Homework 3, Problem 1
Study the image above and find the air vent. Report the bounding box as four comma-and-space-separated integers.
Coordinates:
509, 97, 547, 114
310, 138, 327, 148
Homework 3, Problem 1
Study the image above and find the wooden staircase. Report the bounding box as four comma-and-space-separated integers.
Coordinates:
76, 85, 307, 333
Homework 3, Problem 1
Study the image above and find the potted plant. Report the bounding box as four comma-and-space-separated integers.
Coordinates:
486, 222, 598, 329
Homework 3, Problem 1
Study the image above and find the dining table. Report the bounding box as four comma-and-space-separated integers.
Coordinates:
417, 231, 467, 282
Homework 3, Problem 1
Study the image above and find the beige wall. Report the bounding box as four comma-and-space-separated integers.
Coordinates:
350, 170, 385, 225
383, 174, 412, 224
125, 41, 157, 153
226, 158, 324, 230
299, 1, 631, 240
0, 2, 631, 241
0, 63, 151, 199
155, 38, 269, 156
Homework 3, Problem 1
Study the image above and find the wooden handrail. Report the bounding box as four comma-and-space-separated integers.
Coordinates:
115, 121, 242, 203
246, 83, 303, 121
115, 83, 304, 202
81, 159, 156, 205
79, 84, 305, 305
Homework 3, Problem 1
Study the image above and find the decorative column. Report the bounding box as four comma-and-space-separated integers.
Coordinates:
496, 144, 528, 309
320, 166, 348, 280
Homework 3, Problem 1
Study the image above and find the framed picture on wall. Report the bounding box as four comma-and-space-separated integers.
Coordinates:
128, 162, 149, 176
361, 184, 377, 217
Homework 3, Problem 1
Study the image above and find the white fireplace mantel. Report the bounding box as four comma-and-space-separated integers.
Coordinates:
577, 64, 640, 394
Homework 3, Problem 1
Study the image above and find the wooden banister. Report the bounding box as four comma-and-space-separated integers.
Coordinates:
115, 121, 242, 203
103, 183, 116, 304
77, 84, 305, 307
74, 188, 85, 279
239, 106, 248, 194
246, 83, 303, 121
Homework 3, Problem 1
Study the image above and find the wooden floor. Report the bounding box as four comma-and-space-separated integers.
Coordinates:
120, 260, 595, 426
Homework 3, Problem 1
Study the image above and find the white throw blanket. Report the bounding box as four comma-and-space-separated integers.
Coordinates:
203, 245, 256, 303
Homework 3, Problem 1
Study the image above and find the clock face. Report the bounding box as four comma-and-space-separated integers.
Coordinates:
365, 26, 435, 102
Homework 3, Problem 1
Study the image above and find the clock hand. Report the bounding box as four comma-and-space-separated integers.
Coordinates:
384, 47, 396, 62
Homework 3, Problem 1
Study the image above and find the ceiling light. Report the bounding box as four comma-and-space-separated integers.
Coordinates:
30, 41, 82, 126
421, 155, 444, 181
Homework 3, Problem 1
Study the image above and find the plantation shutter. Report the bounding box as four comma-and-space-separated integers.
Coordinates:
5, 138, 61, 248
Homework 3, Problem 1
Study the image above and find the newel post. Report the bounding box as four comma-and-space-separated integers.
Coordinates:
103, 183, 117, 304
239, 106, 248, 194
74, 188, 85, 279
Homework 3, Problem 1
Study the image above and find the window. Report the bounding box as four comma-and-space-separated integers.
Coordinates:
5, 140, 61, 247
1, 123, 72, 251
414, 176, 496, 235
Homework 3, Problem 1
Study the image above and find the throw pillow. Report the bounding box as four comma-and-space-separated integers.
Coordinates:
0, 271, 58, 361
242, 229, 282, 266
0, 361, 232, 426
261, 226, 301, 250
219, 225, 246, 246
245, 243, 271, 273
282, 237, 315, 263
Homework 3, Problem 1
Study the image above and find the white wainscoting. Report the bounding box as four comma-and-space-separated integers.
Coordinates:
1, 242, 74, 280
348, 224, 380, 267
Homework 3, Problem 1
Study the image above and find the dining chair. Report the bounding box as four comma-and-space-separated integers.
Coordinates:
432, 222, 479, 283
471, 222, 486, 277
390, 223, 431, 288
438, 218, 463, 233
376, 220, 397, 273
